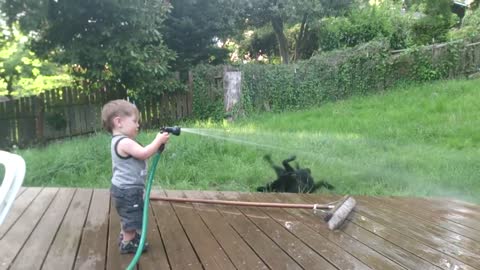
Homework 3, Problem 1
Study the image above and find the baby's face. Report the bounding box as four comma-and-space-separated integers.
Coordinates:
118, 114, 140, 139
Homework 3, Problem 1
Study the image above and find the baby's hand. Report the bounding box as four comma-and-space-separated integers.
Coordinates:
157, 132, 170, 145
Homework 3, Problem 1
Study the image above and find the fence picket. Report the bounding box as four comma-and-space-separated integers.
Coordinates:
35, 94, 45, 142
0, 101, 10, 149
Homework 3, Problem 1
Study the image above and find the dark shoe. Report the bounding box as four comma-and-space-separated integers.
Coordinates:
119, 233, 148, 254
118, 232, 148, 247
133, 233, 149, 250
119, 240, 148, 254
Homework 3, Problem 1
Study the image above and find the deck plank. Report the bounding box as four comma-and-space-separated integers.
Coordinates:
0, 187, 42, 239
106, 195, 135, 270
73, 189, 110, 270
368, 196, 480, 253
291, 194, 440, 269
353, 196, 480, 268
150, 190, 202, 269
137, 203, 171, 270
14, 187, 26, 198
184, 190, 269, 270
203, 191, 302, 270
303, 194, 476, 270
412, 196, 480, 217
439, 198, 480, 212
252, 192, 409, 270
232, 191, 341, 270
9, 188, 75, 270
350, 207, 477, 270
41, 189, 92, 270
248, 192, 409, 270
164, 190, 236, 270
376, 196, 480, 242
0, 188, 58, 270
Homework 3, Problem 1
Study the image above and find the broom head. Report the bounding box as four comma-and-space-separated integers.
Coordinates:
323, 196, 356, 230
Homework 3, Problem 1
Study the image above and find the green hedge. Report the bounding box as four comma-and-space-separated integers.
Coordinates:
191, 39, 477, 119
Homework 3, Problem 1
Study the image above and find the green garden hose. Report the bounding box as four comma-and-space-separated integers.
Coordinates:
127, 126, 180, 269
126, 152, 161, 270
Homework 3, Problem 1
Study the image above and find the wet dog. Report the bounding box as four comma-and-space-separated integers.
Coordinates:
257, 155, 334, 193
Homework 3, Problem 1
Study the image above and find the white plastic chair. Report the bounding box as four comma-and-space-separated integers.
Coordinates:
0, 150, 26, 225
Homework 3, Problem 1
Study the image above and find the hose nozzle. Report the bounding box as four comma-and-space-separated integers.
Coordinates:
161, 126, 181, 136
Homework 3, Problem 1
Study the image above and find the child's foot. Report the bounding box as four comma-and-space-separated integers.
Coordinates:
133, 232, 149, 250
119, 239, 149, 254
119, 233, 148, 254
117, 232, 146, 247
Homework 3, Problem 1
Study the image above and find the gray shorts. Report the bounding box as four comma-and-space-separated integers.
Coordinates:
110, 185, 144, 231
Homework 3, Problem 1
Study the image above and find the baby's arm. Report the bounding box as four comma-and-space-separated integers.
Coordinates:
118, 132, 169, 160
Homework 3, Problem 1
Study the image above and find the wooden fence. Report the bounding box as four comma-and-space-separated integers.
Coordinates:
0, 84, 193, 149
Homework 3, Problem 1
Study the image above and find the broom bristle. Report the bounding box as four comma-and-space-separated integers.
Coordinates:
327, 196, 356, 230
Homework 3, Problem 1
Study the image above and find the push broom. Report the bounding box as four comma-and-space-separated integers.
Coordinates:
149, 194, 356, 230
127, 126, 356, 269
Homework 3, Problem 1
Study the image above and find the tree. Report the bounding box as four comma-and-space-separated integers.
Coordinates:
0, 31, 39, 98
472, 0, 480, 10
2, 0, 175, 98
164, 0, 238, 71
317, 1, 411, 51
0, 16, 71, 98
237, 0, 354, 64
411, 0, 455, 44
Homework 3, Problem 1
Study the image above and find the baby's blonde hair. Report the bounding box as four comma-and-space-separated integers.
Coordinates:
101, 99, 139, 133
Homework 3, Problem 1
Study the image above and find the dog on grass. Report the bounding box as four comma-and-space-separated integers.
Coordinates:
257, 155, 334, 193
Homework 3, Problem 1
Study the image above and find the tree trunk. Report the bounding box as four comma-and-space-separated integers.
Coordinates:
293, 13, 308, 62
271, 15, 289, 64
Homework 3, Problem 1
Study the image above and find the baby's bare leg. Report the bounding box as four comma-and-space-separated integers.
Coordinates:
123, 230, 136, 242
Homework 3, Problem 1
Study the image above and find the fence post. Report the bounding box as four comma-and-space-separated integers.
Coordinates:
223, 67, 242, 121
63, 88, 71, 136
187, 70, 193, 116
34, 94, 45, 144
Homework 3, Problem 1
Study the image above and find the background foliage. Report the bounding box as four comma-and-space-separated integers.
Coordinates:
1, 0, 480, 118
192, 38, 475, 119
191, 65, 225, 121
410, 0, 459, 45
317, 2, 412, 51
0, 22, 72, 97
1, 0, 479, 100
163, 0, 238, 71
2, 0, 175, 99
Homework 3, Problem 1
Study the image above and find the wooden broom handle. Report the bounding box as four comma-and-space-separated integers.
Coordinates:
149, 195, 334, 209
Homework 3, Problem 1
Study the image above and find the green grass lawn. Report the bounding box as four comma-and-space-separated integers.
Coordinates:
16, 78, 480, 203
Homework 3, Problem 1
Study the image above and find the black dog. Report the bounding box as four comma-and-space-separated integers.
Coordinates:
257, 155, 334, 193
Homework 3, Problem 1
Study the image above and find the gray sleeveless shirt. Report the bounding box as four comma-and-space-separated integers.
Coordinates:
111, 135, 147, 189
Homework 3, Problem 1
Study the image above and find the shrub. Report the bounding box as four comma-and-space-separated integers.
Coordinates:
410, 0, 458, 45
448, 8, 480, 41
317, 2, 411, 51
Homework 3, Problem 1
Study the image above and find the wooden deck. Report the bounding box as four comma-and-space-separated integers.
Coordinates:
1, 188, 480, 270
